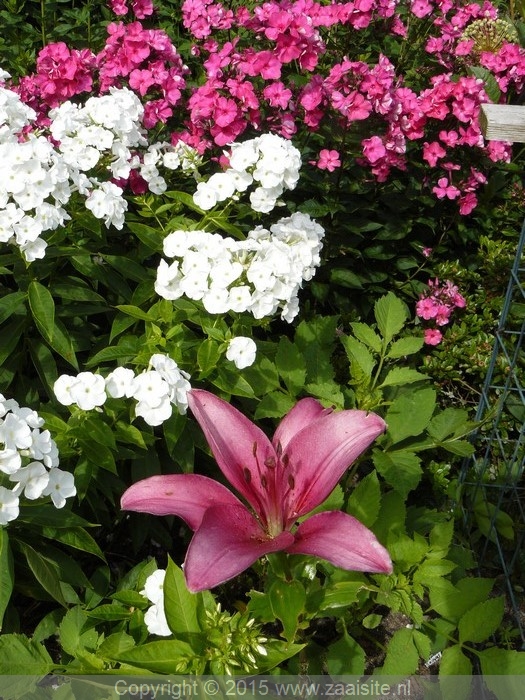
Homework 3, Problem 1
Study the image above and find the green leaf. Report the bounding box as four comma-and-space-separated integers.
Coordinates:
197, 338, 221, 375
347, 471, 381, 527
378, 366, 427, 388
350, 322, 382, 353
127, 221, 163, 251
379, 628, 419, 675
0, 290, 26, 325
18, 542, 67, 607
213, 367, 255, 398
458, 596, 505, 643
28, 280, 55, 343
341, 335, 375, 379
85, 604, 133, 621
330, 268, 364, 289
295, 316, 339, 384
0, 317, 26, 365
163, 558, 201, 639
479, 647, 525, 676
107, 639, 197, 673
275, 336, 306, 394
304, 382, 345, 409
115, 304, 156, 322
41, 526, 105, 561
0, 634, 53, 674
373, 449, 422, 498
386, 335, 424, 359
0, 529, 14, 630
318, 580, 367, 612
75, 415, 117, 451
385, 387, 436, 443
439, 645, 473, 700
254, 391, 295, 419
326, 629, 365, 675
429, 578, 494, 623
427, 407, 471, 441
47, 317, 79, 370
374, 292, 407, 345
269, 579, 306, 643
469, 65, 501, 102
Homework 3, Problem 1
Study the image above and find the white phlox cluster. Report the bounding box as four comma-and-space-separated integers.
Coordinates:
141, 569, 171, 636
0, 84, 199, 260
193, 133, 302, 213
0, 395, 75, 526
155, 211, 325, 322
53, 354, 192, 427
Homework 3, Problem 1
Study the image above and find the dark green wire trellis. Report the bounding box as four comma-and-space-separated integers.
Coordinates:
459, 218, 525, 648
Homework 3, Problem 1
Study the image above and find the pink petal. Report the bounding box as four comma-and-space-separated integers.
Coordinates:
272, 397, 328, 452
285, 410, 386, 517
188, 389, 277, 520
120, 474, 243, 530
286, 511, 392, 574
184, 504, 294, 592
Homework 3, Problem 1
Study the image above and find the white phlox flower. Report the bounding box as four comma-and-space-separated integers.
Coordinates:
141, 569, 172, 637
192, 133, 301, 213
0, 398, 70, 524
155, 211, 324, 322
226, 337, 257, 369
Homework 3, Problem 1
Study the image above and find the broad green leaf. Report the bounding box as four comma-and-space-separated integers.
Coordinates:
479, 647, 525, 676
295, 316, 339, 384
374, 292, 407, 345
108, 639, 197, 673
197, 338, 221, 374
469, 65, 501, 102
28, 339, 58, 396
386, 335, 424, 358
428, 577, 494, 623
326, 629, 366, 675
385, 387, 436, 443
241, 356, 280, 395
77, 439, 117, 473
429, 519, 454, 555
18, 542, 67, 607
350, 322, 382, 353
75, 415, 117, 451
304, 382, 345, 409
97, 632, 136, 660
378, 627, 419, 675
86, 338, 140, 367
0, 317, 26, 364
41, 526, 105, 561
0, 290, 26, 324
86, 604, 133, 621
254, 391, 295, 419
28, 280, 55, 343
347, 471, 381, 527
318, 580, 367, 612
341, 335, 375, 379
0, 634, 54, 674
458, 596, 505, 643
53, 280, 106, 303
269, 579, 306, 642
258, 641, 306, 673
213, 366, 255, 398
58, 606, 91, 656
275, 336, 306, 394
115, 421, 149, 449
330, 268, 364, 289
127, 221, 163, 251
373, 449, 422, 498
47, 317, 79, 370
427, 407, 471, 441
439, 645, 472, 700
387, 534, 428, 568
0, 529, 14, 630
163, 558, 201, 639
378, 366, 427, 387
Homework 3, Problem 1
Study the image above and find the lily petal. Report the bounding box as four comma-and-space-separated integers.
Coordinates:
286, 511, 393, 574
184, 504, 295, 592
272, 397, 329, 453
188, 389, 277, 520
120, 474, 243, 530
285, 410, 386, 517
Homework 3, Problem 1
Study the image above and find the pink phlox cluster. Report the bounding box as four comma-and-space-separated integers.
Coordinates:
416, 278, 466, 345
181, 0, 236, 39
480, 43, 525, 95
108, 0, 154, 19
15, 42, 96, 116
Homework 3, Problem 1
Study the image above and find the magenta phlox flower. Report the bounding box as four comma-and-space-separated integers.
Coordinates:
121, 390, 392, 592
424, 328, 443, 345
317, 149, 341, 171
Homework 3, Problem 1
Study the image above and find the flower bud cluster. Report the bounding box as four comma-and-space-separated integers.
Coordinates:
53, 354, 192, 427
416, 278, 466, 345
0, 84, 199, 260
0, 395, 74, 526
193, 133, 301, 213
461, 18, 519, 55
155, 211, 324, 322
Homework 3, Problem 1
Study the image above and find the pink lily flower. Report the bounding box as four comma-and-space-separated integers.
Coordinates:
121, 389, 392, 592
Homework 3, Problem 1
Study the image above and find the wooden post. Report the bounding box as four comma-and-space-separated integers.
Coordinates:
480, 103, 525, 143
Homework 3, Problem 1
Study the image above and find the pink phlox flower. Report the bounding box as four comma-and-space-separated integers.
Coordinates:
416, 297, 439, 320
410, 0, 433, 19
362, 135, 387, 164
424, 328, 443, 345
317, 149, 341, 172
263, 81, 293, 109
433, 177, 460, 200
121, 390, 392, 592
423, 141, 446, 166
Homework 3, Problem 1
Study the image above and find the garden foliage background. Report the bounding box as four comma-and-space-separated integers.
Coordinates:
0, 0, 525, 683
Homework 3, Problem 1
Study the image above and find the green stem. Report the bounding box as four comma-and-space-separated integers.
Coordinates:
267, 551, 293, 581
40, 0, 47, 48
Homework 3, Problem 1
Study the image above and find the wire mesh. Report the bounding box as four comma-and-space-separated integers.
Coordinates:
459, 219, 525, 649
